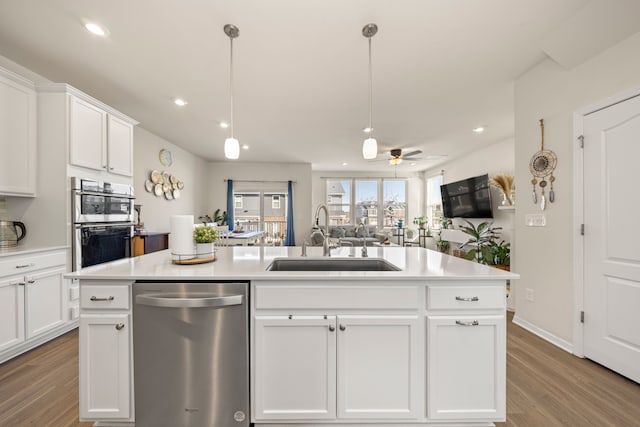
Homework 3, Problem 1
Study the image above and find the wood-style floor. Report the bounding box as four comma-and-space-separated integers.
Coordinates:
1, 312, 639, 426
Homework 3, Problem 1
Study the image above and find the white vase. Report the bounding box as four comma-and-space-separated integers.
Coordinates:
196, 242, 214, 258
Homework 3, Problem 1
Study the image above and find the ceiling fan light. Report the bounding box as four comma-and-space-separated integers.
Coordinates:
225, 137, 240, 159
363, 137, 378, 160
389, 157, 402, 166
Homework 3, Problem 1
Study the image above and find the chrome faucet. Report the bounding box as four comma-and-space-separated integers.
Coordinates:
314, 204, 330, 256
361, 238, 368, 257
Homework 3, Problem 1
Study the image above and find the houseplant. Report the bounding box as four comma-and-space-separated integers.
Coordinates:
458, 220, 502, 264
487, 240, 510, 270
413, 215, 428, 229
193, 225, 219, 258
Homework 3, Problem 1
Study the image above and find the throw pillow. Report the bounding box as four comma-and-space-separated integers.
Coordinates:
331, 227, 346, 238
345, 227, 356, 237
356, 224, 370, 238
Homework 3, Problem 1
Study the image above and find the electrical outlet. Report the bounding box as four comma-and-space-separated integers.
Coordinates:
526, 214, 546, 227
525, 288, 535, 302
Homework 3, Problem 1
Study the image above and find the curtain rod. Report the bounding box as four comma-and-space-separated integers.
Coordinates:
319, 176, 410, 180
223, 179, 296, 183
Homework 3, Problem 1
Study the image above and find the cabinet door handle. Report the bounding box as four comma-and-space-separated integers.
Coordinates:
109, 167, 114, 171
339, 324, 346, 331
328, 325, 335, 332
455, 296, 479, 302
90, 296, 115, 301
115, 323, 125, 330
15, 263, 35, 269
26, 279, 35, 284
17, 282, 26, 286
455, 320, 479, 326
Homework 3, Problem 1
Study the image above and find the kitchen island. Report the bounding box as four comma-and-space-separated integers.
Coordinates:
67, 246, 517, 427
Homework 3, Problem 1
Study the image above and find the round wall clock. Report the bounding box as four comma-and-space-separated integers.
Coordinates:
159, 149, 173, 166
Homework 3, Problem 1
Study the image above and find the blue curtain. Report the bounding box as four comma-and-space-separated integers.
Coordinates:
226, 179, 234, 232
284, 180, 295, 246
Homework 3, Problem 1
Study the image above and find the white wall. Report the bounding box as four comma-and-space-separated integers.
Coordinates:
514, 31, 640, 344
207, 162, 312, 245
133, 127, 210, 232
427, 138, 516, 246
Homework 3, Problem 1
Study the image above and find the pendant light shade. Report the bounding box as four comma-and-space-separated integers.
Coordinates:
362, 23, 378, 160
224, 24, 240, 160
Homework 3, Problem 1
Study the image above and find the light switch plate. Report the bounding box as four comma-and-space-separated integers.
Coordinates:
526, 214, 546, 227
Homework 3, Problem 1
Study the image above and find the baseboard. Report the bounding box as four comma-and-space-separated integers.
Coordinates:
512, 315, 574, 354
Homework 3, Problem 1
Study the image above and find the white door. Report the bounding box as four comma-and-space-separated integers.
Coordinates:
107, 115, 133, 176
0, 277, 25, 352
79, 314, 131, 420
24, 267, 66, 339
253, 315, 336, 420
336, 315, 420, 419
69, 96, 107, 171
583, 94, 640, 383
427, 315, 505, 420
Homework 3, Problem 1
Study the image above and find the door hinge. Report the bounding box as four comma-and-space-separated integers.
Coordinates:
580, 224, 585, 235
580, 311, 585, 323
578, 135, 584, 148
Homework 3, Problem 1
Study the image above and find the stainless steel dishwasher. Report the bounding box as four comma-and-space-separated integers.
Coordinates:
133, 281, 249, 427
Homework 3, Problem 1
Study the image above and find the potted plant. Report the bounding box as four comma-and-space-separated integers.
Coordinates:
413, 215, 428, 229
487, 240, 510, 270
458, 220, 502, 264
436, 239, 450, 253
193, 225, 219, 258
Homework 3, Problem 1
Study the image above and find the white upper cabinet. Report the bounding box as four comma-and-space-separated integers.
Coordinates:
69, 94, 135, 177
0, 67, 37, 197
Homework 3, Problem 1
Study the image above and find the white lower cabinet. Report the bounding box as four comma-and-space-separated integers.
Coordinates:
0, 248, 74, 364
427, 315, 505, 420
254, 315, 337, 420
78, 280, 134, 422
253, 314, 419, 421
79, 314, 131, 419
0, 277, 25, 352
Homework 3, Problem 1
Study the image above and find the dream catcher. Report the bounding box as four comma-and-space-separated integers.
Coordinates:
529, 119, 557, 210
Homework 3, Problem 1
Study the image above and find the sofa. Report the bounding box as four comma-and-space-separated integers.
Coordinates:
309, 224, 387, 246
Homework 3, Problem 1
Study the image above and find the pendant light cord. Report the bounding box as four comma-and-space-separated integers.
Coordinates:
229, 36, 235, 139
368, 36, 373, 139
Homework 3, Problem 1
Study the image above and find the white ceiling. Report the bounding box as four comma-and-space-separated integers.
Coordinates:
1, 0, 636, 173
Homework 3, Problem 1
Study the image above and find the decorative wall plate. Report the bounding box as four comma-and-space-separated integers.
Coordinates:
144, 180, 154, 193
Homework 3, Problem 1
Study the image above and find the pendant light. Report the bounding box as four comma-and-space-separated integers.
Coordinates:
224, 24, 240, 159
362, 23, 378, 160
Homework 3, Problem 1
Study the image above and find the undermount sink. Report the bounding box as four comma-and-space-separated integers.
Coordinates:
265, 257, 401, 272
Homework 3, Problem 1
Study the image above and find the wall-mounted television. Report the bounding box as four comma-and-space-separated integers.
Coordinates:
440, 174, 493, 219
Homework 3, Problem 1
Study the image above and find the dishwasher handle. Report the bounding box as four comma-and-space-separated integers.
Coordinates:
135, 293, 243, 309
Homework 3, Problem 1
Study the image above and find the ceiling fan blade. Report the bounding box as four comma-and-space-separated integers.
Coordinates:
401, 150, 422, 158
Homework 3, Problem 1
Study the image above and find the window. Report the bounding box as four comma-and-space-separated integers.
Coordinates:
326, 179, 351, 225
234, 195, 243, 209
326, 178, 407, 227
426, 174, 443, 229
233, 190, 288, 245
383, 180, 406, 227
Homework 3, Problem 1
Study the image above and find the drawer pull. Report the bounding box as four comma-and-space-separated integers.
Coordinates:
455, 296, 479, 302
15, 263, 35, 269
456, 320, 480, 326
115, 323, 125, 330
90, 296, 115, 302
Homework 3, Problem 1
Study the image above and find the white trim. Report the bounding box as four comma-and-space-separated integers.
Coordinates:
512, 315, 574, 355
572, 86, 640, 358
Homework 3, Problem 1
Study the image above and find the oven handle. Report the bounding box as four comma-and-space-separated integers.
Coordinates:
74, 190, 135, 199
135, 294, 243, 309
75, 223, 134, 229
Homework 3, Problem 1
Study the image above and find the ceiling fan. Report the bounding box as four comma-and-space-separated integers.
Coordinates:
384, 148, 423, 165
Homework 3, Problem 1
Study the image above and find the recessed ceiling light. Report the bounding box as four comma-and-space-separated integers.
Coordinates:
219, 121, 229, 129
472, 126, 485, 133
242, 145, 249, 150
342, 162, 348, 166
84, 22, 108, 37
173, 98, 187, 107
362, 127, 374, 134
410, 162, 416, 166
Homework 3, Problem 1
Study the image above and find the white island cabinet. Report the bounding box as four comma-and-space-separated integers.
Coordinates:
66, 246, 516, 427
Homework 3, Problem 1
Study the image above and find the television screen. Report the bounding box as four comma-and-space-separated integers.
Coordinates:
440, 174, 493, 219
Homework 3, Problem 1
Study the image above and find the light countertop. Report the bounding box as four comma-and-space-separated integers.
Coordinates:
0, 244, 69, 258
65, 246, 518, 282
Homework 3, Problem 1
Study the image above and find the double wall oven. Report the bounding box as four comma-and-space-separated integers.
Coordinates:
71, 177, 135, 271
